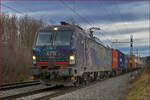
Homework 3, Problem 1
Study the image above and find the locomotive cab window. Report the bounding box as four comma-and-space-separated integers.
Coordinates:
54, 31, 72, 46
36, 32, 52, 46
36, 30, 72, 46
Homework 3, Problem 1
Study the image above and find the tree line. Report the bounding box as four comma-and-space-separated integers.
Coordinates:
1, 13, 44, 83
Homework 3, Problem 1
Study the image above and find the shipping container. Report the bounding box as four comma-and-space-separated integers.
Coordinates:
132, 56, 136, 69
128, 58, 134, 69
135, 57, 142, 68
112, 49, 118, 70
117, 50, 125, 69
134, 58, 137, 68
124, 55, 128, 68
137, 58, 142, 68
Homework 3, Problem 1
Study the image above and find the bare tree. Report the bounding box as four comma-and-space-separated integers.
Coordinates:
1, 13, 44, 83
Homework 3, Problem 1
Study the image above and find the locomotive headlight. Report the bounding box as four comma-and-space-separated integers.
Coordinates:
54, 27, 58, 31
69, 55, 75, 64
32, 56, 36, 64
69, 55, 75, 60
32, 56, 36, 60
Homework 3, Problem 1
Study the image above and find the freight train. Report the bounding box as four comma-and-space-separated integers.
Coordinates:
30, 22, 142, 86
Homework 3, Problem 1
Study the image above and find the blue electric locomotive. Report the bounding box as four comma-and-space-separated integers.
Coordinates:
30, 22, 113, 86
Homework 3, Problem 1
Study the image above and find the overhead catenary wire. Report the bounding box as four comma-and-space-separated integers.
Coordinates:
60, 0, 93, 27
1, 3, 126, 39
1, 3, 50, 26
1, 3, 36, 19
1, 2, 90, 27
1, 3, 24, 15
57, 0, 113, 47
114, 1, 146, 55
2, 2, 120, 39
114, 1, 132, 35
97, 2, 133, 49
1, 1, 108, 36
67, 1, 115, 45
97, 2, 123, 35
111, 2, 135, 50
79, 2, 120, 48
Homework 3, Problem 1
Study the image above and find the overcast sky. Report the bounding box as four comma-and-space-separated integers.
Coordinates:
1, 0, 149, 57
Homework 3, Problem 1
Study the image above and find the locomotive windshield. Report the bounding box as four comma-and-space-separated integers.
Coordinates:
36, 31, 72, 46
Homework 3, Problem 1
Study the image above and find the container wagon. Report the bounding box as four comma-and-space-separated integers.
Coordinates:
116, 50, 126, 73
124, 55, 129, 72
128, 57, 134, 71
112, 49, 118, 75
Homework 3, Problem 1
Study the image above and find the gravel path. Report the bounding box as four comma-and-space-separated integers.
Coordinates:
50, 72, 135, 100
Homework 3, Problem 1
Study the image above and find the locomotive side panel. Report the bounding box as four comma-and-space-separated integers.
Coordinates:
72, 31, 85, 68
85, 39, 112, 72
69, 28, 88, 76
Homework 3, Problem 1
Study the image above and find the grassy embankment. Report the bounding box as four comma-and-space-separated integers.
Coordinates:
126, 66, 150, 100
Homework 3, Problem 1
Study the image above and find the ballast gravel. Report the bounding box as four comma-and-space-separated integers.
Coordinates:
51, 72, 137, 100
1, 84, 48, 98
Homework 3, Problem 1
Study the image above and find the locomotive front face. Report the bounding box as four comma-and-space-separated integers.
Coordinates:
32, 27, 75, 68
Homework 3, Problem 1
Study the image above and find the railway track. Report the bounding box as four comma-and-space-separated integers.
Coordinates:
0, 82, 75, 100
16, 85, 75, 100
0, 80, 41, 90
0, 80, 73, 100
0, 70, 141, 100
1, 85, 63, 99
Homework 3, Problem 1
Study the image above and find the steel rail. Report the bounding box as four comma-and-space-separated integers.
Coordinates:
0, 85, 61, 99
0, 80, 40, 90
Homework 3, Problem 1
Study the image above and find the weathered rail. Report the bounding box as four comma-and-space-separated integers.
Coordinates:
1, 85, 62, 99
0, 69, 142, 100
0, 80, 40, 90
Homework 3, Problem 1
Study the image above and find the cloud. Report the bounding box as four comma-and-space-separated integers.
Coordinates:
88, 19, 149, 55
2, 1, 148, 24
118, 45, 149, 57
1, 1, 149, 56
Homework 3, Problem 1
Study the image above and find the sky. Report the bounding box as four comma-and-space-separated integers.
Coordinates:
1, 0, 149, 57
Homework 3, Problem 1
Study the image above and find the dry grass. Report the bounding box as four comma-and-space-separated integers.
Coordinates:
126, 68, 150, 100
1, 46, 32, 83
